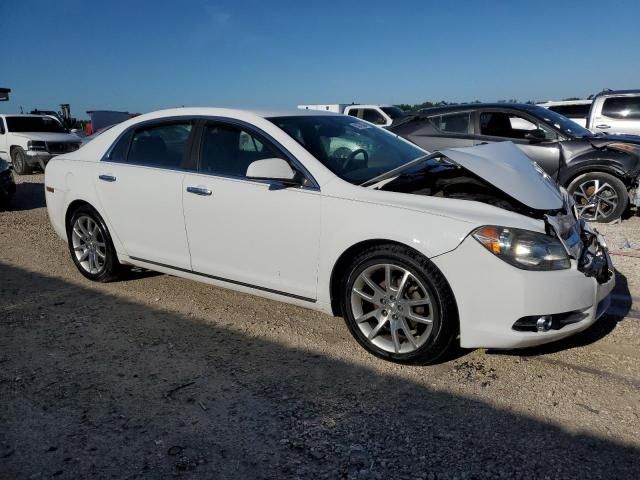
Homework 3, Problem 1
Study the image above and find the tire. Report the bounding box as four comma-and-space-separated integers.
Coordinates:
567, 172, 628, 223
340, 244, 458, 364
11, 147, 31, 175
67, 205, 122, 282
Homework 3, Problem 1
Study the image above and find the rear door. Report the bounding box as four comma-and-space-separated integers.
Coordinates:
423, 110, 476, 151
474, 109, 562, 177
592, 96, 640, 135
94, 119, 196, 269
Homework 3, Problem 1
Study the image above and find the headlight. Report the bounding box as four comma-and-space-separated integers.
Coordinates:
27, 140, 47, 151
607, 142, 640, 156
472, 226, 570, 271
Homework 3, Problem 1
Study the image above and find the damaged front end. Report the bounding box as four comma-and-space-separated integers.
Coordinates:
378, 142, 613, 284
545, 192, 613, 285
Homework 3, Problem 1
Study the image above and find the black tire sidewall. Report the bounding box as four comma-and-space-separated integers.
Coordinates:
67, 205, 120, 282
341, 246, 458, 364
567, 172, 628, 223
11, 148, 29, 175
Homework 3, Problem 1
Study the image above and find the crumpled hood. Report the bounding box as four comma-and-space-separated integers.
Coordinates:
11, 132, 80, 142
437, 142, 564, 211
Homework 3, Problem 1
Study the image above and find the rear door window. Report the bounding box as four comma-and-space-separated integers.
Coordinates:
127, 122, 193, 168
601, 96, 640, 119
361, 109, 386, 125
429, 112, 472, 134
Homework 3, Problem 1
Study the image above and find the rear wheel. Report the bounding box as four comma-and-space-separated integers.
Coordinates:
11, 147, 31, 175
340, 244, 458, 364
67, 205, 122, 282
567, 172, 628, 223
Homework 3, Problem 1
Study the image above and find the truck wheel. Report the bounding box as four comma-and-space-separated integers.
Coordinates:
567, 172, 628, 223
11, 147, 31, 175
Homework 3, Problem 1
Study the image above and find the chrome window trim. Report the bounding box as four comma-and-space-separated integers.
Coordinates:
101, 115, 321, 192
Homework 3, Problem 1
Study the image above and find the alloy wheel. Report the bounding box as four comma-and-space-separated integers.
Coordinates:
572, 179, 619, 221
71, 215, 107, 275
350, 263, 435, 354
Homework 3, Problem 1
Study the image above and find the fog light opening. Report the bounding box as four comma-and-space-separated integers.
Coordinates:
536, 315, 553, 332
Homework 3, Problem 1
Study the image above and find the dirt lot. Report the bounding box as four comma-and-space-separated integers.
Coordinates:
1, 173, 639, 479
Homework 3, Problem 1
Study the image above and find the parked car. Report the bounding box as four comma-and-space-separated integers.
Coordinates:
45, 108, 614, 364
0, 114, 82, 175
298, 104, 406, 128
0, 157, 16, 207
586, 89, 640, 136
390, 103, 640, 222
538, 100, 592, 128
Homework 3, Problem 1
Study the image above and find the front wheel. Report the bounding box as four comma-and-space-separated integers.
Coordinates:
11, 147, 31, 175
567, 172, 628, 223
340, 245, 458, 364
67, 205, 122, 282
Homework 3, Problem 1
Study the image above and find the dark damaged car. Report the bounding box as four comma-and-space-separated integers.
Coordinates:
390, 104, 640, 222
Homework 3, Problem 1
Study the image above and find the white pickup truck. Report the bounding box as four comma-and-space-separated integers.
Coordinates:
297, 104, 406, 127
0, 114, 82, 174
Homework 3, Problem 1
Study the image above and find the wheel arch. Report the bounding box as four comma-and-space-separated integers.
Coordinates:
329, 239, 427, 317
560, 155, 633, 188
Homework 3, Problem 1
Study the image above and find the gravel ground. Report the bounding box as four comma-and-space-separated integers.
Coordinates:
1, 173, 639, 479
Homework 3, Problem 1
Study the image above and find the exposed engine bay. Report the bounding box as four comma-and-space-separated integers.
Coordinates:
377, 159, 552, 219
378, 157, 612, 284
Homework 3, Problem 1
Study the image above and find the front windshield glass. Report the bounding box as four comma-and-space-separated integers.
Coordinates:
269, 115, 425, 184
6, 116, 66, 133
380, 106, 406, 119
527, 106, 591, 138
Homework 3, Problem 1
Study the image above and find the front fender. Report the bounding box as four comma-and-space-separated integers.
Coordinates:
559, 150, 640, 186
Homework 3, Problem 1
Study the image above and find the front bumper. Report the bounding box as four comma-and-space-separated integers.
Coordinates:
432, 234, 615, 349
25, 150, 55, 166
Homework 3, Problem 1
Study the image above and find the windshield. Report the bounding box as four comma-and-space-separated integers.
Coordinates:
526, 106, 592, 138
6, 116, 66, 133
269, 115, 426, 184
380, 106, 406, 120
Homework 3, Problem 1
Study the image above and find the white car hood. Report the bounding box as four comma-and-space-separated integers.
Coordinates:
11, 132, 80, 142
439, 142, 564, 211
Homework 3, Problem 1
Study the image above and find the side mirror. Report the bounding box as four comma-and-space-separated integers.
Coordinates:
246, 158, 298, 184
524, 129, 547, 143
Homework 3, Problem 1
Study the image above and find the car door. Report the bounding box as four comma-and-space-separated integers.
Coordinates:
94, 119, 196, 269
182, 120, 321, 301
422, 110, 476, 151
593, 96, 640, 135
474, 109, 562, 178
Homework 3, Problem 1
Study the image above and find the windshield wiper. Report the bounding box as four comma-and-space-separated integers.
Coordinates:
360, 152, 443, 187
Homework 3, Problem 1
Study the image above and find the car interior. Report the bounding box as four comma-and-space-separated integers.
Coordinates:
480, 112, 545, 139
200, 125, 279, 177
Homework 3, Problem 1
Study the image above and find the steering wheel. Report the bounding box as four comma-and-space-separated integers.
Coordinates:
342, 149, 369, 170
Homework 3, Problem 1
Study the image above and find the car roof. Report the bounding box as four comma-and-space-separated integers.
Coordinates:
415, 103, 545, 115
593, 89, 640, 98
0, 113, 56, 118
537, 100, 592, 106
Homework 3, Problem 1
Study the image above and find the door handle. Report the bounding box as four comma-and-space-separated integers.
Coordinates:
99, 174, 116, 182
595, 124, 610, 129
186, 186, 212, 196
479, 142, 489, 145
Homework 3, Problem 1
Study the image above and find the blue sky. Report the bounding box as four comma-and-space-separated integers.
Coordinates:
1, 0, 639, 119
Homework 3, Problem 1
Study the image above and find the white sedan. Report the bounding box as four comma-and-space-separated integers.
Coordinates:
45, 108, 615, 363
